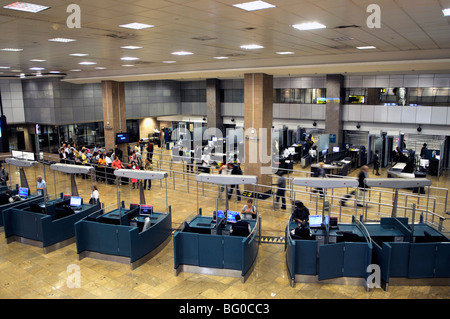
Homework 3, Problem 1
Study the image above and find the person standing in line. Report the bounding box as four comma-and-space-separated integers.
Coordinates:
36, 176, 47, 196
275, 170, 287, 210
373, 150, 381, 176
143, 158, 152, 190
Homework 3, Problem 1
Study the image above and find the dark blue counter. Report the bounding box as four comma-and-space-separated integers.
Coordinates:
3, 194, 100, 252
75, 204, 172, 269
173, 212, 260, 282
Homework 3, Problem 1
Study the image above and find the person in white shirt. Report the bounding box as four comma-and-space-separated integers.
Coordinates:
90, 185, 99, 204
201, 151, 211, 173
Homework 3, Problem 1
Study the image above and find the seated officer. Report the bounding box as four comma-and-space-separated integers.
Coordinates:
292, 220, 312, 240
230, 214, 251, 237
292, 201, 310, 224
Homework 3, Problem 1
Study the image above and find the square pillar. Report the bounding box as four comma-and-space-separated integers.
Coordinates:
243, 73, 273, 192
102, 80, 127, 153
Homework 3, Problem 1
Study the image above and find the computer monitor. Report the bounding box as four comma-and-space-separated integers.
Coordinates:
309, 215, 323, 228
70, 196, 82, 207
330, 217, 338, 228
140, 204, 153, 216
226, 211, 240, 223
435, 155, 441, 160
130, 203, 140, 211
213, 210, 224, 221
333, 146, 340, 152
18, 187, 29, 198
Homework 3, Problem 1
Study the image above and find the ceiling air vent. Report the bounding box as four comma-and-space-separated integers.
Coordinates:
334, 25, 360, 29
191, 36, 218, 41
106, 33, 136, 40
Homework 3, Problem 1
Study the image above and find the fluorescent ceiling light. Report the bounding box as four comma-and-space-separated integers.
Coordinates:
292, 22, 326, 30
443, 8, 450, 16
119, 23, 154, 30
78, 61, 97, 65
69, 69, 81, 71
276, 51, 294, 55
120, 57, 139, 61
1, 48, 23, 52
171, 51, 193, 55
232, 1, 275, 11
3, 2, 50, 13
121, 46, 143, 50
122, 64, 135, 67
29, 67, 44, 70
213, 56, 229, 59
95, 67, 107, 70
48, 38, 76, 43
49, 71, 60, 74
69, 53, 88, 57
30, 59, 46, 62
356, 46, 376, 50
0, 66, 10, 69
240, 44, 264, 49
163, 61, 176, 63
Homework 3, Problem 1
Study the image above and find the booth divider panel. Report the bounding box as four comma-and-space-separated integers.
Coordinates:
318, 243, 344, 281
408, 243, 437, 278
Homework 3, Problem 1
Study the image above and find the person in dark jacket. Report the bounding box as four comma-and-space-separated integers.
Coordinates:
341, 165, 369, 207
292, 201, 310, 224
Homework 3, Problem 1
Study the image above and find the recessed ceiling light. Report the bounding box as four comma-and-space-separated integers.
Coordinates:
171, 51, 193, 55
78, 61, 97, 65
1, 48, 23, 52
69, 53, 88, 57
20, 73, 26, 78
213, 56, 229, 59
119, 23, 154, 30
163, 61, 176, 63
240, 44, 264, 49
30, 59, 46, 62
292, 22, 326, 31
276, 51, 294, 55
95, 67, 107, 70
356, 46, 376, 50
0, 66, 10, 69
29, 67, 44, 70
122, 64, 135, 67
121, 46, 143, 50
3, 2, 50, 13
443, 8, 450, 16
232, 1, 275, 11
48, 38, 76, 43
69, 69, 82, 71
120, 57, 140, 61
49, 71, 60, 74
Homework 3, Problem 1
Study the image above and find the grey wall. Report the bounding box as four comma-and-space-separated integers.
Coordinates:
21, 78, 103, 125
125, 80, 181, 118
0, 79, 25, 123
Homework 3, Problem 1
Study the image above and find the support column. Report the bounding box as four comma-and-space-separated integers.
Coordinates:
325, 74, 345, 149
206, 78, 223, 136
102, 80, 126, 153
243, 73, 273, 193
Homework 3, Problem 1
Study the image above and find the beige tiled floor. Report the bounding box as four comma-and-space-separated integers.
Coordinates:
0, 149, 449, 299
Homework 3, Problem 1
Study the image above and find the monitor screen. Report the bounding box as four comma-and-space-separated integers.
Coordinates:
18, 187, 29, 198
116, 132, 130, 144
130, 203, 140, 211
140, 205, 153, 215
226, 211, 240, 223
435, 155, 441, 160
333, 146, 340, 152
70, 196, 82, 207
309, 215, 322, 228
213, 210, 224, 221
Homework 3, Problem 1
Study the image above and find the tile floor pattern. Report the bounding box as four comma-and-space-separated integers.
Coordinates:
0, 148, 449, 299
